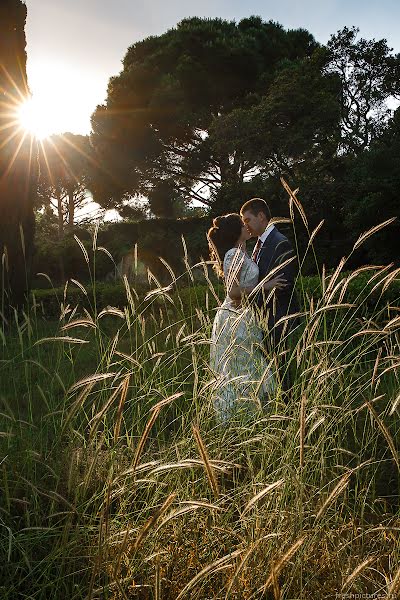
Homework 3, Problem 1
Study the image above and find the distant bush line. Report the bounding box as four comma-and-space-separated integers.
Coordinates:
32, 271, 400, 320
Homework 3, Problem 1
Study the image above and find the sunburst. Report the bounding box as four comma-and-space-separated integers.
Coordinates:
16, 96, 53, 140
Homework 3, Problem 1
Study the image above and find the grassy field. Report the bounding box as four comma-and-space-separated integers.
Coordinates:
1, 222, 400, 599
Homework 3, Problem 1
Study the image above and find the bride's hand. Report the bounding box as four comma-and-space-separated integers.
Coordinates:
263, 275, 288, 291
231, 296, 242, 308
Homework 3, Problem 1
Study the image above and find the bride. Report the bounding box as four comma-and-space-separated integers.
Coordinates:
207, 213, 286, 422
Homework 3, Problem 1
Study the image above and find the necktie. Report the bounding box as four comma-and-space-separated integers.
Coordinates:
252, 238, 262, 262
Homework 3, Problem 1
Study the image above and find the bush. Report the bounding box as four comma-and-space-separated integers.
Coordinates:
33, 282, 130, 317
32, 269, 400, 322
173, 271, 400, 320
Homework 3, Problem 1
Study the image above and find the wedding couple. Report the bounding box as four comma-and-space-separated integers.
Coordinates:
208, 197, 299, 422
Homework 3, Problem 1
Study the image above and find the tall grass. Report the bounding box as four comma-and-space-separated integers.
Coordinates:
1, 186, 399, 599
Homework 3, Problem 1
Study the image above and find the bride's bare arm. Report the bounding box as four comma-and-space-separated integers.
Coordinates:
228, 276, 288, 306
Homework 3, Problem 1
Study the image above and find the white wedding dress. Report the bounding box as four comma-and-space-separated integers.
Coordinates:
210, 247, 275, 422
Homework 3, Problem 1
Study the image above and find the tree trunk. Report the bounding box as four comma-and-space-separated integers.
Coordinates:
55, 191, 65, 283
0, 0, 37, 312
56, 191, 64, 240
68, 186, 75, 231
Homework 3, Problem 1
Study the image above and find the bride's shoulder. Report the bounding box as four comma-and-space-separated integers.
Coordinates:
223, 247, 245, 264
224, 247, 239, 258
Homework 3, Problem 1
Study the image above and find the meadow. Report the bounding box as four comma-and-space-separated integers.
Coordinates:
1, 206, 400, 600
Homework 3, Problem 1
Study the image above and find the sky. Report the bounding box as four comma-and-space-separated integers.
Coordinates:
24, 0, 400, 137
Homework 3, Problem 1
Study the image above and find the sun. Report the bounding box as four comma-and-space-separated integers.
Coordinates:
17, 96, 57, 140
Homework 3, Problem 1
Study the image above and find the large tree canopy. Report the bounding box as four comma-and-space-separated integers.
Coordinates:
0, 0, 37, 310
90, 17, 322, 213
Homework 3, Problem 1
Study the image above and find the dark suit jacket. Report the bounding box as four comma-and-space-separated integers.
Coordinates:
254, 226, 299, 345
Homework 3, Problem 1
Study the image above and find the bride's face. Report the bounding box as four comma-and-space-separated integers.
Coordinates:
238, 223, 251, 244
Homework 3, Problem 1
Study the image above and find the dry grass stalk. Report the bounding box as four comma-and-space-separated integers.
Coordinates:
132, 406, 161, 473
192, 424, 220, 498
64, 381, 95, 429
89, 380, 126, 439
34, 335, 90, 346
353, 217, 397, 251
92, 221, 99, 251
242, 479, 284, 516
226, 534, 280, 597
114, 351, 141, 368
389, 391, 400, 416
156, 501, 222, 531
113, 374, 130, 443
152, 392, 184, 412
88, 506, 105, 600
280, 177, 308, 228
342, 556, 375, 590
70, 278, 88, 295
133, 492, 176, 551
175, 548, 243, 600
382, 266, 400, 293
123, 274, 137, 317
150, 458, 231, 475
315, 472, 352, 520
181, 235, 194, 282
74, 235, 89, 264
154, 562, 161, 600
98, 307, 125, 319
365, 399, 400, 471
307, 220, 325, 246
261, 536, 306, 594
371, 347, 382, 391
97, 245, 113, 261
384, 314, 400, 331
61, 318, 96, 331
387, 561, 400, 599
159, 256, 177, 281
377, 359, 400, 380
68, 372, 116, 395
338, 265, 384, 303
324, 256, 347, 301
112, 522, 157, 585
199, 259, 222, 304
300, 394, 306, 469
272, 565, 281, 600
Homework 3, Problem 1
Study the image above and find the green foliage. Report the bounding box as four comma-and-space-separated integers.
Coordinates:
343, 108, 400, 263
32, 282, 128, 317
32, 271, 400, 323
90, 16, 319, 213
32, 215, 115, 285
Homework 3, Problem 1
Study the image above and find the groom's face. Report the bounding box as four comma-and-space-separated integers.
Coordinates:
241, 210, 267, 237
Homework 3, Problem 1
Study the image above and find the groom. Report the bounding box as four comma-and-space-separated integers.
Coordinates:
240, 197, 300, 349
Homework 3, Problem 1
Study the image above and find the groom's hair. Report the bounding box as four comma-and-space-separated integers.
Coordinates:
240, 198, 271, 220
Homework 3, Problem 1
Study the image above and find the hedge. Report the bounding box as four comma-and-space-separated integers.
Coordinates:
31, 270, 400, 320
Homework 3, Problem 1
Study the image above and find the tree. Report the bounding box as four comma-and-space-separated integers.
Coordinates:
207, 48, 342, 213
38, 134, 93, 238
0, 0, 37, 310
343, 107, 400, 264
326, 26, 400, 154
90, 17, 319, 214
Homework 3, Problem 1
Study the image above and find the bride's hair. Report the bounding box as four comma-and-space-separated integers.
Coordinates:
207, 213, 243, 278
